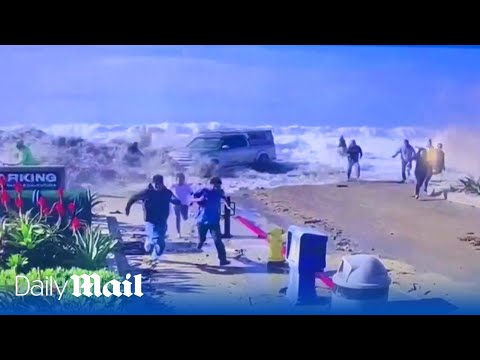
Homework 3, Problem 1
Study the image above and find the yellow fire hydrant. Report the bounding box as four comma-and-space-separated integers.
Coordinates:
268, 228, 286, 267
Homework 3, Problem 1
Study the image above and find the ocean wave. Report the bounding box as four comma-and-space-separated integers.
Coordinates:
0, 122, 474, 192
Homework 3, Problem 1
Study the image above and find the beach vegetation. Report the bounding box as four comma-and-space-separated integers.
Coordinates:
85, 189, 104, 211
455, 176, 480, 196
0, 182, 120, 312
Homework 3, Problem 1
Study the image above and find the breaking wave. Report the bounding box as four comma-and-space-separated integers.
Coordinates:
0, 122, 476, 193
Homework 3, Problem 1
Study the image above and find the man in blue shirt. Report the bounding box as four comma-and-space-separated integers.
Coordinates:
392, 139, 416, 182
192, 177, 231, 266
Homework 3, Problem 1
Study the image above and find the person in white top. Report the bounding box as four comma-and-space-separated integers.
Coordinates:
171, 173, 193, 238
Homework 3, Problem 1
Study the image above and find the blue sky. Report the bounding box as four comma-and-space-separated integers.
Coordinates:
1, 45, 479, 128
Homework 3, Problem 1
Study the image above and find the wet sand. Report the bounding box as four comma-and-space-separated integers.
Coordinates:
248, 181, 480, 287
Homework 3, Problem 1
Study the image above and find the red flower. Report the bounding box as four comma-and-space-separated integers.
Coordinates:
42, 206, 50, 216
14, 182, 23, 194
1, 191, 9, 206
57, 188, 64, 201
71, 217, 81, 231
55, 202, 65, 217
15, 197, 23, 209
67, 202, 76, 214
37, 197, 47, 209
0, 176, 6, 189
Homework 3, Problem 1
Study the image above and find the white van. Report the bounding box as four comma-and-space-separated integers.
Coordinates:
170, 129, 277, 174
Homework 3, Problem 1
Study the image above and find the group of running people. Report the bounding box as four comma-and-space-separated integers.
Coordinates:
393, 138, 446, 199
125, 173, 231, 266
338, 136, 446, 199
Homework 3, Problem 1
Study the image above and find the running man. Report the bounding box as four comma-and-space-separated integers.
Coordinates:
392, 139, 416, 182
191, 177, 231, 266
346, 140, 363, 181
414, 148, 433, 199
125, 175, 181, 260
171, 173, 193, 238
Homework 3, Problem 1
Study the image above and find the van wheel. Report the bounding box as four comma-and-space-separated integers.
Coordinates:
255, 154, 271, 171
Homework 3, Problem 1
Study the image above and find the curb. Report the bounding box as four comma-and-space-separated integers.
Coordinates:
106, 216, 139, 277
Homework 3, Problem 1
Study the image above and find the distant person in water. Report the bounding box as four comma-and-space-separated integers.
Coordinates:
12, 140, 39, 166
338, 135, 347, 156
123, 142, 144, 167
414, 148, 433, 199
346, 140, 363, 181
191, 177, 231, 266
171, 173, 193, 239
392, 139, 416, 182
125, 175, 181, 261
433, 143, 446, 174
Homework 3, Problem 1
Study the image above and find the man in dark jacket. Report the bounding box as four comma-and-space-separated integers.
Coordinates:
346, 140, 363, 181
414, 148, 433, 199
433, 143, 446, 174
125, 175, 181, 260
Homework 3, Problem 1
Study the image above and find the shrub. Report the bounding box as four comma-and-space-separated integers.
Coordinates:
73, 226, 118, 270
0, 207, 116, 271
456, 176, 480, 196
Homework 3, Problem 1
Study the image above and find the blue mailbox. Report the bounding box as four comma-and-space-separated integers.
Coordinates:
285, 226, 328, 305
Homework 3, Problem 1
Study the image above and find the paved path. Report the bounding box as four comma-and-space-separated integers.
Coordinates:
98, 197, 337, 314
97, 196, 458, 314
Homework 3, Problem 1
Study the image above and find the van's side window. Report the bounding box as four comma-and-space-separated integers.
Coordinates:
223, 135, 248, 149
248, 131, 273, 145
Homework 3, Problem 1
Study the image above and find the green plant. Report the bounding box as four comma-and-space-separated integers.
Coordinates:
6, 254, 28, 273
0, 209, 75, 270
456, 176, 480, 196
86, 190, 103, 211
4, 210, 51, 251
73, 226, 118, 270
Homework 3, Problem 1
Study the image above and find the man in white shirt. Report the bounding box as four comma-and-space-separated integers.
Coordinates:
171, 173, 193, 238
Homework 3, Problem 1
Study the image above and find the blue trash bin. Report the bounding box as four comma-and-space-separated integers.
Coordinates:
285, 226, 329, 304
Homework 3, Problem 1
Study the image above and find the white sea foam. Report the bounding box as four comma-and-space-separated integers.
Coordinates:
0, 122, 475, 193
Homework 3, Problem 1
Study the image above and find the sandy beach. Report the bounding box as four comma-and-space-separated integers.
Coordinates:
244, 180, 480, 303
90, 176, 480, 313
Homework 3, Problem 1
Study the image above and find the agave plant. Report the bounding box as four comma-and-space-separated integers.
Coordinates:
73, 226, 118, 270
0, 216, 8, 245
456, 176, 480, 196
4, 210, 50, 251
6, 254, 28, 273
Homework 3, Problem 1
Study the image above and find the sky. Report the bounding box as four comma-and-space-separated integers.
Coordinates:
1, 45, 480, 128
